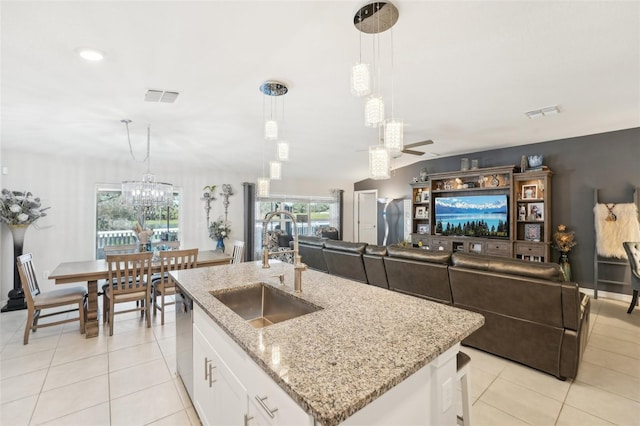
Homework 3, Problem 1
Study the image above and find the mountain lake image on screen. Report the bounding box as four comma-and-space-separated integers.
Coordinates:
434, 194, 509, 238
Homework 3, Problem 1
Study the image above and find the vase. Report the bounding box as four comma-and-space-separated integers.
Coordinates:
216, 237, 225, 253
2, 224, 30, 312
559, 253, 572, 282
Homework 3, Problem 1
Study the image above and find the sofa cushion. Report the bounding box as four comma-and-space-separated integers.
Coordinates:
324, 240, 367, 254
298, 235, 326, 247
363, 245, 388, 289
277, 233, 294, 248
365, 245, 387, 256
452, 252, 564, 282
298, 236, 328, 272
386, 245, 452, 265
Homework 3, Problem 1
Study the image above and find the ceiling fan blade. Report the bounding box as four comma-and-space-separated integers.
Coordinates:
403, 139, 434, 149
401, 149, 425, 156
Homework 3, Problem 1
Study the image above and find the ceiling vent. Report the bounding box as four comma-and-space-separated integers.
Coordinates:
145, 89, 179, 103
525, 105, 560, 119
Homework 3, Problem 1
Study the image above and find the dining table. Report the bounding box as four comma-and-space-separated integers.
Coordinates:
49, 249, 231, 338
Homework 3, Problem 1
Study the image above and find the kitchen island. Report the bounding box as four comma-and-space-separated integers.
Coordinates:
172, 260, 484, 426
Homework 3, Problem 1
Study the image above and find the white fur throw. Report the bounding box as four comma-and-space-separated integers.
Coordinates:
594, 203, 640, 258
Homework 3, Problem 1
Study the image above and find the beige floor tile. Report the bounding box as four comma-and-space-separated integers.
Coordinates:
576, 361, 640, 402
0, 349, 54, 381
587, 332, 640, 360
110, 380, 184, 425
499, 362, 571, 402
479, 377, 562, 425
42, 353, 108, 392
0, 334, 60, 361
462, 346, 509, 376
38, 401, 110, 426
157, 335, 177, 359
468, 365, 497, 401
147, 409, 192, 426
30, 374, 109, 425
593, 321, 640, 344
565, 380, 640, 425
152, 321, 177, 340
0, 394, 38, 426
165, 355, 178, 376
108, 340, 162, 372
0, 368, 47, 404
471, 400, 530, 426
50, 336, 108, 366
172, 376, 193, 409
107, 325, 156, 352
582, 346, 640, 379
109, 357, 172, 399
555, 404, 615, 426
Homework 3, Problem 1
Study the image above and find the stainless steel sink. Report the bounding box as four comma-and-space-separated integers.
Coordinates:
212, 283, 322, 328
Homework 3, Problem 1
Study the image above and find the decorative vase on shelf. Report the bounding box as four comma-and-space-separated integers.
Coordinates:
2, 224, 30, 312
559, 253, 572, 282
216, 237, 225, 253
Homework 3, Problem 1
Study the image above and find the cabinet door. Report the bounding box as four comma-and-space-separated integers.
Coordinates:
193, 326, 247, 426
245, 361, 312, 426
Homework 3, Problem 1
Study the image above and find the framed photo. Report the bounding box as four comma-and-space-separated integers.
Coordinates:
524, 223, 541, 241
527, 202, 544, 221
522, 184, 538, 199
421, 190, 430, 203
417, 224, 429, 234
415, 206, 427, 218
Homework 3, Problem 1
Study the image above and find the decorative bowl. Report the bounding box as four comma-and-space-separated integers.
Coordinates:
528, 155, 543, 169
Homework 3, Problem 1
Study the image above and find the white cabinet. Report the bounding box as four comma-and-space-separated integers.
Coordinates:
192, 305, 312, 426
193, 326, 247, 426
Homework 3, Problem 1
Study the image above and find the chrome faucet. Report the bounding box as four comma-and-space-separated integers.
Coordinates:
262, 210, 307, 293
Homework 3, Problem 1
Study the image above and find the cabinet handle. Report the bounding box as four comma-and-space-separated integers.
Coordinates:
255, 395, 278, 418
204, 357, 217, 387
244, 414, 254, 426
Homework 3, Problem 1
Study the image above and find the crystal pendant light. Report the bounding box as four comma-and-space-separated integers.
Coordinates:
369, 144, 390, 180
264, 120, 278, 141
277, 141, 289, 161
256, 177, 270, 198
364, 95, 385, 127
120, 120, 173, 218
269, 161, 282, 180
351, 62, 371, 97
384, 119, 403, 157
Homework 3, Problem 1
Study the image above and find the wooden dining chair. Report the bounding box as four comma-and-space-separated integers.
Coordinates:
102, 244, 139, 323
152, 248, 198, 325
231, 240, 245, 264
17, 253, 87, 345
104, 252, 153, 336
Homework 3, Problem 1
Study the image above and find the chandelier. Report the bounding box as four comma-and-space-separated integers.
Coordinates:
120, 120, 173, 211
352, 1, 402, 178
257, 80, 288, 197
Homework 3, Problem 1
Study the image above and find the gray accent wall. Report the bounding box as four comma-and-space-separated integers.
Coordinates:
354, 127, 640, 294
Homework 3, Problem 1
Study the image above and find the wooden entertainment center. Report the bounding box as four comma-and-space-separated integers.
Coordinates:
410, 165, 552, 262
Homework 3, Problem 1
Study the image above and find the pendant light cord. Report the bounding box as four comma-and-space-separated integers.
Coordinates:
122, 119, 150, 166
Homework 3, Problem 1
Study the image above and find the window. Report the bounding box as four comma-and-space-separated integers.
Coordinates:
254, 194, 340, 258
95, 184, 180, 259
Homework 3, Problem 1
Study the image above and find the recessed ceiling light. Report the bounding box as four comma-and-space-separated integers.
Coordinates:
75, 47, 104, 62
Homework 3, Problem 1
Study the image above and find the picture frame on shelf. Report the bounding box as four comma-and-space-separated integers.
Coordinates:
415, 206, 427, 219
522, 184, 538, 199
527, 202, 544, 221
524, 223, 541, 241
417, 224, 429, 234
421, 190, 430, 203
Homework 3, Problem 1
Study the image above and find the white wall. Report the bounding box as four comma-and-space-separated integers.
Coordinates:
0, 149, 353, 300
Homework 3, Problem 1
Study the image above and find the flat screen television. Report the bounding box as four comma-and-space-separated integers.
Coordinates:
434, 194, 509, 238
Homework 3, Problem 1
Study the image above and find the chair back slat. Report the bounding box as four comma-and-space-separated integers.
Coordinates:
17, 253, 40, 305
231, 241, 245, 264
158, 248, 199, 281
106, 252, 153, 294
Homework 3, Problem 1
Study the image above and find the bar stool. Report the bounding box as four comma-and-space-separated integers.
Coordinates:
457, 351, 472, 426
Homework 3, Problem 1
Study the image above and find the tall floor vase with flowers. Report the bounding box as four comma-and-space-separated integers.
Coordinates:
1, 189, 49, 312
553, 224, 577, 282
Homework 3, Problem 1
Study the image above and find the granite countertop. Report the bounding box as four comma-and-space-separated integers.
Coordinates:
172, 260, 484, 426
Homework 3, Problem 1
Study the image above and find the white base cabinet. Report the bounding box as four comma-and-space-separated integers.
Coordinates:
191, 304, 459, 426
193, 305, 312, 426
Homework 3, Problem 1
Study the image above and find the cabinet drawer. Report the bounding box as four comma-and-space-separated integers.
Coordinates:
486, 241, 511, 257
429, 238, 451, 251
515, 242, 545, 257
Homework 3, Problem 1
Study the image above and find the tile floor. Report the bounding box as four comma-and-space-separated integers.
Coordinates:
0, 296, 639, 425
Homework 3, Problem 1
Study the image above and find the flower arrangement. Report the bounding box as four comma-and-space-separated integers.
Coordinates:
209, 218, 231, 240
553, 224, 576, 253
0, 189, 50, 225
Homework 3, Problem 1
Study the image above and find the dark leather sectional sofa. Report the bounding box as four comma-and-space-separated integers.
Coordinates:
296, 236, 591, 380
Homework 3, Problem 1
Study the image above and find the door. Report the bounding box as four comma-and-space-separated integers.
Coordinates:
354, 190, 377, 244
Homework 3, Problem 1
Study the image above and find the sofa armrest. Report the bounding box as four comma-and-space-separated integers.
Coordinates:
561, 282, 583, 330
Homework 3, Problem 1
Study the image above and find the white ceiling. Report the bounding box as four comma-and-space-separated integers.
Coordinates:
2, 1, 639, 183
